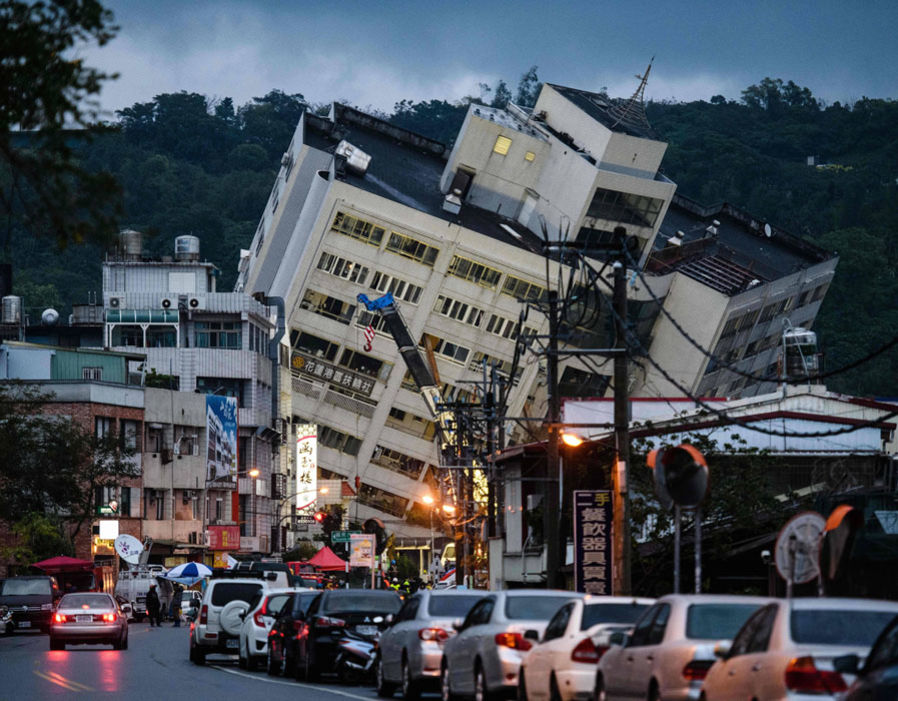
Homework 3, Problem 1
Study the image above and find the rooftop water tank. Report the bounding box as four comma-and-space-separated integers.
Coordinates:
175, 235, 201, 261
41, 308, 59, 326
335, 140, 372, 176
119, 229, 143, 259
1, 295, 22, 325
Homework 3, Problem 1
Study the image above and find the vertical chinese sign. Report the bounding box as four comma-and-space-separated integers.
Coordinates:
206, 395, 238, 485
574, 490, 613, 595
295, 423, 318, 522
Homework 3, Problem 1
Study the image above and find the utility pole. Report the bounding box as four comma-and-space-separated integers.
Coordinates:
543, 289, 561, 589
612, 227, 632, 595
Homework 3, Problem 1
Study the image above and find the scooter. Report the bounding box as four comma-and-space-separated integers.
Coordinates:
1, 605, 13, 635
333, 628, 379, 683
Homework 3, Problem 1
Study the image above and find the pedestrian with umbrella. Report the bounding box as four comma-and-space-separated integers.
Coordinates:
162, 561, 213, 586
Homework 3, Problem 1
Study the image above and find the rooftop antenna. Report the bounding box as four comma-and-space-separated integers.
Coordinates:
607, 57, 655, 136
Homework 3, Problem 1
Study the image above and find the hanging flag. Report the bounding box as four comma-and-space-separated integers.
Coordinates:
363, 323, 375, 352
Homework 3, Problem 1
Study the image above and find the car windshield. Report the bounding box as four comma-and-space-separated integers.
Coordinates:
686, 603, 761, 640
210, 583, 263, 606
322, 592, 401, 614
428, 595, 483, 618
1, 579, 51, 596
60, 594, 112, 610
791, 609, 898, 647
293, 592, 319, 614
581, 603, 651, 630
505, 596, 575, 620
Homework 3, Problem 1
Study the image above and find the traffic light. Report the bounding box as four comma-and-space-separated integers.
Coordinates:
647, 443, 709, 509
313, 511, 326, 524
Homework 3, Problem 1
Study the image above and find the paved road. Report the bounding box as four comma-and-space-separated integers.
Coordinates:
0, 622, 391, 700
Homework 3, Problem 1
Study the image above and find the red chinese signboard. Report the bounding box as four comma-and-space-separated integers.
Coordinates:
207, 525, 240, 551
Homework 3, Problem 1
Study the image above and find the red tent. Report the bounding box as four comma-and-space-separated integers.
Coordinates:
306, 546, 348, 572
32, 556, 95, 572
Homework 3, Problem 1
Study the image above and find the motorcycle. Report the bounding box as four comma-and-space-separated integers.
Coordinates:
1, 605, 13, 635
333, 627, 379, 683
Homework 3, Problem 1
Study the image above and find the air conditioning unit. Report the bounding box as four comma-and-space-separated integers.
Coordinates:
108, 296, 125, 309
187, 296, 206, 310
160, 296, 177, 310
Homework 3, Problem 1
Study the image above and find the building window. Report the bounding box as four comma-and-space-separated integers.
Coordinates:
301, 289, 357, 325
486, 313, 534, 340
447, 255, 502, 289
318, 424, 362, 456
120, 420, 139, 451
215, 497, 223, 523
433, 295, 485, 327
493, 135, 512, 155
370, 271, 423, 304
469, 351, 515, 378
385, 232, 439, 267
585, 187, 664, 229
339, 348, 391, 382
558, 367, 610, 398
525, 151, 535, 162
358, 483, 409, 517
502, 275, 546, 301
811, 283, 828, 302
195, 320, 241, 348
317, 251, 369, 284
292, 331, 339, 361
331, 211, 385, 247
155, 491, 165, 520
371, 445, 425, 479
111, 326, 142, 347
82, 366, 103, 380
239, 495, 249, 536
356, 310, 390, 334
95, 416, 114, 439
196, 377, 245, 407
426, 334, 470, 364
146, 426, 162, 453
146, 327, 176, 348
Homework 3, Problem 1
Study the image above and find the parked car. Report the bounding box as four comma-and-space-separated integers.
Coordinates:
596, 593, 772, 701
835, 612, 898, 700
440, 589, 583, 701
700, 597, 898, 700
238, 587, 307, 670
376, 590, 485, 699
189, 571, 272, 665
49, 592, 128, 650
294, 589, 403, 681
0, 575, 60, 633
266, 589, 322, 678
519, 595, 654, 701
233, 561, 294, 587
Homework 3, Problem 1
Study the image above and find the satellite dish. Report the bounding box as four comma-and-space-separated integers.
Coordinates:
763, 223, 772, 238
775, 511, 825, 585
114, 534, 144, 565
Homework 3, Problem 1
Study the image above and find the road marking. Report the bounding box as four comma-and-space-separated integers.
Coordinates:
34, 670, 93, 692
211, 666, 375, 700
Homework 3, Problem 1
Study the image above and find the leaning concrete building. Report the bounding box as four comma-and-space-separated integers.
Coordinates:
237, 77, 837, 545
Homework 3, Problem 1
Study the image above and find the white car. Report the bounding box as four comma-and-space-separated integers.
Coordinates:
700, 597, 898, 701
596, 593, 773, 701
441, 589, 583, 701
238, 587, 309, 670
519, 596, 654, 701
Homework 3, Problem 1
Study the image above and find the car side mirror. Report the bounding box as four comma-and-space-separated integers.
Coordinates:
524, 629, 540, 642
452, 617, 465, 631
609, 631, 628, 647
714, 641, 731, 659
833, 653, 860, 675
385, 614, 394, 625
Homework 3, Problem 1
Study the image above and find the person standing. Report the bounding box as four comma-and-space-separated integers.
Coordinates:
145, 583, 162, 627
170, 584, 182, 627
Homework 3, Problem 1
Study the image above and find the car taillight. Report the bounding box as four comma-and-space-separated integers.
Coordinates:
199, 604, 208, 625
54, 613, 65, 623
315, 616, 346, 628
784, 656, 847, 694
254, 598, 269, 627
682, 660, 714, 681
419, 627, 450, 642
292, 619, 305, 634
102, 613, 116, 623
571, 638, 603, 663
494, 633, 532, 651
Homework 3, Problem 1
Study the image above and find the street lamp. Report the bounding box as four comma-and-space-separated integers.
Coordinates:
422, 495, 456, 582
249, 468, 260, 538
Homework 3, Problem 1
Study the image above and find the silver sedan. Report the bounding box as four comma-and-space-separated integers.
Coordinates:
49, 592, 129, 650
377, 590, 485, 699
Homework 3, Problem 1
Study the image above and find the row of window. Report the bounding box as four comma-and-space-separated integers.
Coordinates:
491, 134, 536, 162
357, 483, 409, 518
292, 331, 392, 383
721, 284, 829, 338
371, 444, 427, 479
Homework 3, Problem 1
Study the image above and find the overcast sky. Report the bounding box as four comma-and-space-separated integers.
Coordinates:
84, 0, 897, 118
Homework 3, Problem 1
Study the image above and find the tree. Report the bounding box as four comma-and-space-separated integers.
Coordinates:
515, 66, 542, 108
0, 0, 122, 251
0, 383, 139, 540
490, 80, 512, 109
0, 512, 73, 570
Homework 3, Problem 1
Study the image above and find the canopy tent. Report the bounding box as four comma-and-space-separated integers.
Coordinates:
307, 546, 348, 572
32, 556, 95, 572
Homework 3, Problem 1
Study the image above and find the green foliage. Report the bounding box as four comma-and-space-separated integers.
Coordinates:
0, 512, 73, 567
0, 0, 122, 251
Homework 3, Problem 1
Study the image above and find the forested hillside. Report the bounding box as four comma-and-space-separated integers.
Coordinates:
8, 74, 898, 396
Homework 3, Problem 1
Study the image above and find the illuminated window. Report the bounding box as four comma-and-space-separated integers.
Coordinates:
502, 275, 546, 301
493, 135, 512, 155
525, 151, 535, 162
385, 232, 439, 267
331, 211, 385, 247
447, 255, 502, 289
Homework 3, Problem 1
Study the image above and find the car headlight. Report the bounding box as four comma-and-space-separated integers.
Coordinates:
41, 603, 53, 611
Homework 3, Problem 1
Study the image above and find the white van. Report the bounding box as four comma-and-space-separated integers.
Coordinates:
114, 569, 172, 620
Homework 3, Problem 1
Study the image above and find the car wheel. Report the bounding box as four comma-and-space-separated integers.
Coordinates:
474, 663, 491, 701
49, 637, 64, 651
267, 647, 282, 676
401, 655, 420, 701
376, 653, 397, 697
238, 640, 248, 669
549, 675, 562, 701
190, 639, 206, 666
647, 680, 660, 701
518, 672, 528, 701
441, 661, 456, 701
121, 633, 128, 651
304, 647, 318, 683
594, 674, 606, 701
113, 636, 122, 650
247, 649, 259, 671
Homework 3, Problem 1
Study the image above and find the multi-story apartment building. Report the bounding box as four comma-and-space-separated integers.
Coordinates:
103, 232, 283, 553
236, 78, 836, 543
